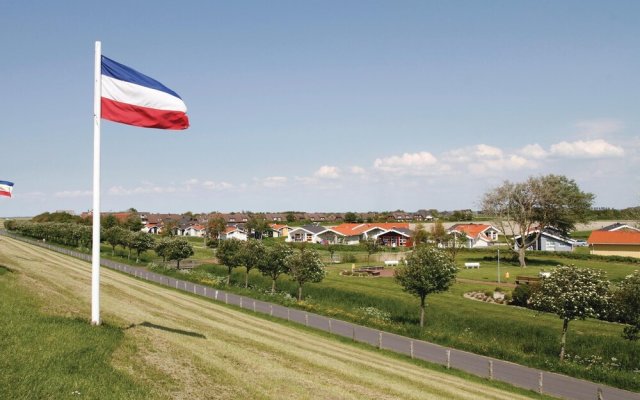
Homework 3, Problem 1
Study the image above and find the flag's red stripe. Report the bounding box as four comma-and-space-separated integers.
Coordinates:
0, 191, 12, 197
101, 98, 189, 130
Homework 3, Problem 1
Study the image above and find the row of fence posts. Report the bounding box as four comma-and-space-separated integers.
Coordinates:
0, 231, 616, 400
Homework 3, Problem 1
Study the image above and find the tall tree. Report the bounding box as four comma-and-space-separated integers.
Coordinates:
344, 212, 358, 223
362, 237, 379, 266
166, 238, 194, 270
482, 174, 594, 267
102, 214, 119, 229
394, 246, 457, 328
161, 219, 178, 237
125, 211, 144, 232
613, 270, 640, 341
238, 239, 266, 288
286, 248, 325, 301
206, 214, 227, 247
155, 237, 171, 263
412, 223, 429, 247
430, 221, 448, 247
130, 232, 156, 263
104, 226, 127, 255
246, 214, 269, 239
259, 243, 293, 293
529, 265, 610, 361
216, 239, 243, 284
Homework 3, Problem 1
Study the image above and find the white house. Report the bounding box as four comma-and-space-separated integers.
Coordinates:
220, 226, 248, 241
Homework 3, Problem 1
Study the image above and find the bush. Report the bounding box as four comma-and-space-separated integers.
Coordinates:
342, 253, 357, 263
510, 284, 535, 307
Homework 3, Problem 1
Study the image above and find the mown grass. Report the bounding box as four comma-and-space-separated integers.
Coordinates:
0, 266, 151, 400
160, 261, 640, 392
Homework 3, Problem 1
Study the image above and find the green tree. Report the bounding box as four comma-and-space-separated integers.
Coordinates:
412, 223, 429, 247
216, 239, 243, 284
286, 248, 325, 301
344, 212, 358, 223
130, 232, 156, 263
166, 238, 194, 270
206, 214, 227, 247
124, 212, 144, 232
161, 219, 177, 237
285, 212, 297, 224
119, 230, 135, 259
155, 237, 171, 263
104, 226, 127, 255
258, 243, 293, 293
102, 214, 119, 229
362, 237, 379, 266
613, 270, 640, 340
394, 246, 457, 328
529, 265, 610, 361
238, 239, 266, 288
246, 214, 269, 239
482, 174, 594, 267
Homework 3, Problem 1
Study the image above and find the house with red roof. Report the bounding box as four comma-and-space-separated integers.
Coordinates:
330, 223, 411, 246
587, 230, 640, 258
220, 226, 248, 241
447, 223, 501, 248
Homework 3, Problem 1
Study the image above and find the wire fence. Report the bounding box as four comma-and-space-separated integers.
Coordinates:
1, 231, 638, 400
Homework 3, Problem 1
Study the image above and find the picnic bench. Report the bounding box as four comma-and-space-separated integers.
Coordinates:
384, 260, 399, 266
464, 262, 480, 269
515, 276, 541, 285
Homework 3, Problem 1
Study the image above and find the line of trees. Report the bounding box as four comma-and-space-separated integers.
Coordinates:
215, 239, 325, 300
4, 220, 194, 267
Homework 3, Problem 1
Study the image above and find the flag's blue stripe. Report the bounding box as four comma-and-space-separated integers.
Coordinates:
101, 56, 182, 99
0, 180, 14, 187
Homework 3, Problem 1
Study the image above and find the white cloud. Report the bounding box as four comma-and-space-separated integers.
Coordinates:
373, 151, 439, 175
108, 184, 176, 196
314, 165, 341, 179
519, 144, 548, 159
474, 144, 503, 158
202, 181, 233, 190
54, 190, 92, 198
575, 119, 623, 137
260, 176, 288, 188
549, 139, 624, 158
350, 166, 366, 175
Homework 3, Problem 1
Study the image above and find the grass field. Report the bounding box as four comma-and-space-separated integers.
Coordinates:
0, 237, 551, 400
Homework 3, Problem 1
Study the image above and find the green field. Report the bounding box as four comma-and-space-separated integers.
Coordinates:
0, 237, 550, 400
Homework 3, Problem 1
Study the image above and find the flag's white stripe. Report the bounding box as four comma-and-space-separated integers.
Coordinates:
101, 75, 187, 112
0, 184, 12, 193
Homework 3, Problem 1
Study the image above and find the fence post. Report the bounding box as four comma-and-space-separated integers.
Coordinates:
328, 319, 332, 334
538, 372, 543, 394
378, 332, 382, 349
305, 313, 309, 326
204, 287, 207, 297
287, 309, 290, 321
240, 297, 243, 308
225, 293, 228, 304
193, 285, 197, 294
446, 350, 451, 369
597, 388, 603, 400
352, 325, 356, 341
410, 340, 414, 359
488, 360, 493, 380
270, 304, 273, 316
215, 290, 218, 300
253, 300, 256, 312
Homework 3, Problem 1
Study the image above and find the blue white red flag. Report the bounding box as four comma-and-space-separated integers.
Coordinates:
101, 56, 189, 130
0, 181, 14, 198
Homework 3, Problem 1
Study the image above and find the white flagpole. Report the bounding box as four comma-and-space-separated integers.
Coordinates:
91, 41, 102, 325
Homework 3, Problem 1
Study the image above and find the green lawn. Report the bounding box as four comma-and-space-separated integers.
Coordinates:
0, 266, 151, 399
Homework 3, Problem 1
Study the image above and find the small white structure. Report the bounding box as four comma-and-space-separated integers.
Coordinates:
464, 262, 480, 269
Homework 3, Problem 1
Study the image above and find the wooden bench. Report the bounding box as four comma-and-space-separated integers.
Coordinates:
515, 276, 541, 285
464, 262, 480, 269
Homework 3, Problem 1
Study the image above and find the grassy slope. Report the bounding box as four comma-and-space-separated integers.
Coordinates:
0, 237, 549, 400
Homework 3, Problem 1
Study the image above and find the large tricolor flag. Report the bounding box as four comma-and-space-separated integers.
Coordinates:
101, 56, 189, 130
0, 181, 13, 198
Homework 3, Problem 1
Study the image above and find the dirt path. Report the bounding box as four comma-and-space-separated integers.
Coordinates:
0, 237, 541, 400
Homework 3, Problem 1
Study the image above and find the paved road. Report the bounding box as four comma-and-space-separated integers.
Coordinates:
2, 231, 638, 400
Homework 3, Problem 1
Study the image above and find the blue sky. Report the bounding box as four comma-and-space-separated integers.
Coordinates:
1, 1, 639, 216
